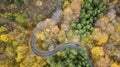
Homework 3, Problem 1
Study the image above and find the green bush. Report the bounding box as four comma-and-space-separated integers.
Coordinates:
71, 0, 106, 40
15, 14, 27, 27
46, 48, 91, 67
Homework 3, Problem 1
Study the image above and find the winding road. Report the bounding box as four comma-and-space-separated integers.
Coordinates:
30, 0, 93, 67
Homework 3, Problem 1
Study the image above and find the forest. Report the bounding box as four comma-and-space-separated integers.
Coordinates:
0, 0, 120, 67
